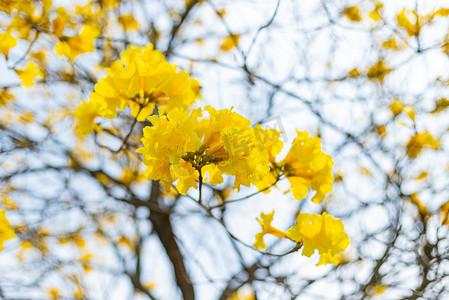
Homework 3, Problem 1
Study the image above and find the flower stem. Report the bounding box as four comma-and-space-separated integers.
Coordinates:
198, 168, 203, 205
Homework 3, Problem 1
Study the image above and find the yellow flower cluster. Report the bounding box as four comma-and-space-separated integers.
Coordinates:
137, 106, 269, 194
287, 212, 350, 265
0, 209, 16, 250
75, 44, 201, 134
254, 211, 349, 265
256, 130, 334, 203
137, 112, 333, 201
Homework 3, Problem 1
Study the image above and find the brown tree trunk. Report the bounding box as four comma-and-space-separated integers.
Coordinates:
149, 180, 195, 300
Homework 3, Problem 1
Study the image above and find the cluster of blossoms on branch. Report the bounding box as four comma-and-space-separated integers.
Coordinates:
74, 43, 349, 265
73, 43, 349, 265
75, 44, 201, 134
137, 106, 270, 195
255, 211, 349, 265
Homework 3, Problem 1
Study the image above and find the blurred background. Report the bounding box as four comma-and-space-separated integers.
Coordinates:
1, 0, 449, 299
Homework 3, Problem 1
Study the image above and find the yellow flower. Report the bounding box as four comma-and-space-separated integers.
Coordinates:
0, 31, 18, 59
253, 211, 287, 250
286, 212, 349, 265
397, 9, 419, 37
382, 38, 400, 50
283, 131, 334, 202
118, 15, 139, 31
254, 124, 284, 163
342, 6, 362, 22
48, 288, 60, 300
80, 44, 201, 129
137, 106, 270, 194
348, 68, 360, 78
2, 195, 18, 210
367, 60, 392, 82
414, 171, 428, 181
253, 125, 284, 193
406, 131, 440, 158
103, 0, 120, 8
137, 108, 202, 194
253, 130, 333, 202
369, 3, 383, 22
389, 98, 414, 121
0, 209, 16, 250
389, 98, 404, 116
376, 125, 387, 138
15, 61, 43, 87
219, 126, 269, 189
119, 167, 145, 186
220, 34, 240, 52
52, 16, 66, 36
73, 101, 101, 135
431, 98, 449, 114
74, 288, 84, 299
0, 0, 16, 14
55, 24, 100, 60
143, 281, 156, 290
79, 253, 93, 272
0, 90, 15, 108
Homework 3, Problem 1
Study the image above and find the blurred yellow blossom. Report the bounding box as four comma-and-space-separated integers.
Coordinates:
431, 98, 449, 114
73, 101, 101, 135
390, 98, 404, 116
286, 212, 350, 265
52, 16, 66, 36
0, 90, 15, 107
367, 60, 392, 82
15, 61, 43, 87
220, 34, 240, 51
342, 6, 362, 22
226, 287, 255, 300
0, 209, 16, 250
397, 9, 419, 37
118, 15, 139, 31
137, 106, 269, 194
414, 171, 428, 181
0, 31, 18, 58
48, 288, 60, 300
406, 131, 440, 158
55, 24, 100, 60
